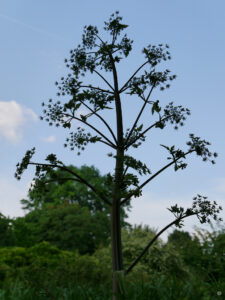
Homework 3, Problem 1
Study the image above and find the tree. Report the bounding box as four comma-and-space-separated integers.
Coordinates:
18, 164, 129, 253
12, 210, 40, 248
167, 229, 202, 270
13, 204, 110, 254
194, 226, 225, 281
21, 164, 129, 226
21, 165, 113, 213
15, 12, 222, 298
95, 225, 188, 280
0, 213, 15, 247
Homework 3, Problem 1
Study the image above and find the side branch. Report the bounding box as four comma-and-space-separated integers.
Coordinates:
121, 150, 193, 205
125, 116, 170, 150
125, 85, 154, 147
125, 214, 195, 275
93, 69, 114, 91
29, 162, 112, 206
119, 61, 149, 93
79, 85, 114, 94
80, 100, 118, 145
64, 113, 117, 149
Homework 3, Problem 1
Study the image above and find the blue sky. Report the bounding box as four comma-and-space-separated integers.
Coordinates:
0, 0, 225, 237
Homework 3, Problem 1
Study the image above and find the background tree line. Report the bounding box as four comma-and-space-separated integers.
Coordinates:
0, 165, 224, 298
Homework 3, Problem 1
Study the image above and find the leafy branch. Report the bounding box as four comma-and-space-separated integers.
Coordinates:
79, 99, 118, 145
125, 195, 222, 275
122, 134, 217, 204
15, 150, 111, 206
125, 102, 191, 150
41, 100, 117, 151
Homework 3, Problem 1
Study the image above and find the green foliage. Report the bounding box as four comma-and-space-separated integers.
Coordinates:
12, 210, 41, 248
0, 242, 106, 291
0, 226, 225, 298
0, 278, 222, 300
167, 230, 203, 270
167, 227, 225, 293
21, 165, 113, 213
194, 227, 225, 282
14, 165, 132, 254
95, 225, 188, 279
12, 204, 110, 254
0, 214, 15, 247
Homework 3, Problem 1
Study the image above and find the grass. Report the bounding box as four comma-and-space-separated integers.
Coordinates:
0, 276, 224, 300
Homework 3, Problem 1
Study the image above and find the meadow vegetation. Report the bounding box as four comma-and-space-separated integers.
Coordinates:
0, 210, 224, 299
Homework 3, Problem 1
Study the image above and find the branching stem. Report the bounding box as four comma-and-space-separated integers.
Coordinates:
29, 162, 111, 206
93, 69, 114, 91
125, 85, 154, 147
79, 85, 114, 94
79, 100, 118, 145
62, 112, 117, 149
125, 213, 196, 275
119, 61, 149, 93
125, 115, 170, 149
121, 150, 194, 205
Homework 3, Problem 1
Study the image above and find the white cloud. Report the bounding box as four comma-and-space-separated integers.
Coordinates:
0, 100, 37, 142
42, 135, 56, 143
0, 178, 26, 218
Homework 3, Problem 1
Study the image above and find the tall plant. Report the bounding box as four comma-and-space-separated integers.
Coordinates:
15, 12, 222, 298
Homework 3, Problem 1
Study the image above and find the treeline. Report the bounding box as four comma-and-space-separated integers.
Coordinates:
0, 166, 224, 299
0, 221, 225, 299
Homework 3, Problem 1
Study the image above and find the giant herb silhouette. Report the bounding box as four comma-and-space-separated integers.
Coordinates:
15, 12, 222, 299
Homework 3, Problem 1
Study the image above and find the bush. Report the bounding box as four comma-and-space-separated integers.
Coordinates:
0, 242, 106, 292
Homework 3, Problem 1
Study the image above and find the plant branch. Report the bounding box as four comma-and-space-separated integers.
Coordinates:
93, 69, 114, 91
121, 150, 193, 205
29, 162, 112, 206
119, 61, 149, 93
122, 165, 129, 177
94, 48, 120, 63
125, 116, 170, 150
63, 112, 117, 149
79, 85, 114, 94
125, 86, 154, 147
80, 100, 118, 145
95, 33, 105, 44
125, 213, 196, 275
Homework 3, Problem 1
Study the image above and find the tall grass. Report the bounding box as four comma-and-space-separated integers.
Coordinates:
0, 276, 224, 300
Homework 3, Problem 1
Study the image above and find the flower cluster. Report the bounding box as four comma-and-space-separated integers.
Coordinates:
168, 195, 223, 228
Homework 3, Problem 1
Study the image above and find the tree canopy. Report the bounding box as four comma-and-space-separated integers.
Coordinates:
13, 204, 110, 254
21, 165, 115, 213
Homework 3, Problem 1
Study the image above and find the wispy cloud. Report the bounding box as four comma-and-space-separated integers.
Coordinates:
0, 13, 62, 40
42, 135, 56, 143
0, 100, 37, 143
0, 178, 26, 217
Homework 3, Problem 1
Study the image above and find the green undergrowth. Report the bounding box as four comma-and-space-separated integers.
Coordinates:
0, 276, 224, 300
0, 228, 224, 300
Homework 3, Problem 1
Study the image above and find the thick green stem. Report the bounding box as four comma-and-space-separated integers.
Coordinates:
110, 53, 125, 299
111, 197, 123, 298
